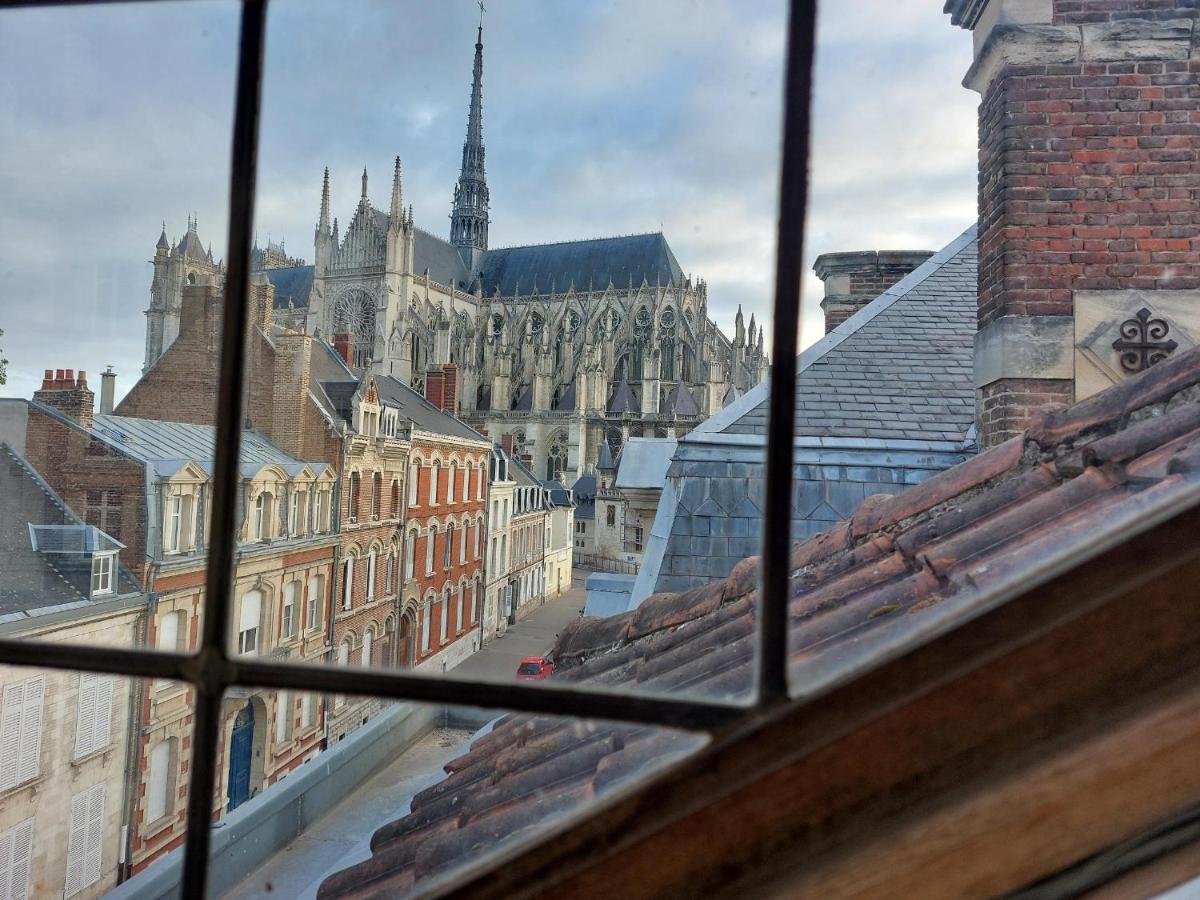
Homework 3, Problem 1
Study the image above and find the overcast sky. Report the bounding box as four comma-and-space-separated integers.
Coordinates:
0, 0, 977, 404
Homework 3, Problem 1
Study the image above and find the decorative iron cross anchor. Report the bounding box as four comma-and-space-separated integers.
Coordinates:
1112, 307, 1178, 373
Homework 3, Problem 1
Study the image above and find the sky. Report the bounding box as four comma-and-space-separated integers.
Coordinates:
0, 0, 978, 404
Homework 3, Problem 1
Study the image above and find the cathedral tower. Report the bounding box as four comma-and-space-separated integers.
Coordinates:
449, 15, 490, 262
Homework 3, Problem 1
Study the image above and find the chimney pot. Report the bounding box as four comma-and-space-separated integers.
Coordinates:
42, 369, 53, 389
55, 368, 66, 386
99, 367, 117, 415
76, 370, 87, 388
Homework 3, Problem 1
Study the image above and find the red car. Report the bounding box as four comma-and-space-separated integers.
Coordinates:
516, 656, 555, 681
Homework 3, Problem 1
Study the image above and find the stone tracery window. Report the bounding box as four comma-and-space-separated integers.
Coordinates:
546, 434, 568, 482
332, 290, 376, 367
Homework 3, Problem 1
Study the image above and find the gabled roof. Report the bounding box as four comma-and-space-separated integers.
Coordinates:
373, 375, 488, 444
699, 225, 978, 445
317, 341, 1200, 900
614, 437, 677, 490
479, 232, 684, 298
508, 453, 541, 488
265, 265, 314, 309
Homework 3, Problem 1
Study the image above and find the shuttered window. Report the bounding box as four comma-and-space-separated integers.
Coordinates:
275, 691, 291, 744
146, 740, 173, 823
0, 676, 44, 791
73, 673, 114, 759
0, 818, 34, 900
64, 783, 104, 898
301, 692, 316, 729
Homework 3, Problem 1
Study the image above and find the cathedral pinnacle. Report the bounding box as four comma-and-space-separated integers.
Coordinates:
319, 166, 331, 230
156, 222, 169, 251
390, 156, 403, 220
450, 9, 490, 255
360, 167, 369, 205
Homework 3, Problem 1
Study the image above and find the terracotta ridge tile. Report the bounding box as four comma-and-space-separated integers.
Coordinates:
850, 435, 1025, 538
1030, 345, 1200, 449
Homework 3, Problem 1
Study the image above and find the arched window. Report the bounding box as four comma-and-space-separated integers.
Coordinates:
447, 463, 457, 503
408, 462, 419, 506
405, 531, 416, 581
253, 492, 271, 540
238, 590, 262, 655
444, 523, 454, 569
348, 473, 361, 522
275, 691, 292, 743
660, 336, 676, 380
456, 585, 464, 634
342, 556, 355, 610
362, 628, 373, 668
440, 589, 450, 642
463, 464, 471, 501
460, 523, 468, 564
681, 342, 696, 382
158, 610, 183, 653
425, 526, 437, 575
372, 473, 382, 519
147, 739, 175, 823
391, 480, 400, 517
421, 602, 432, 653
366, 549, 377, 600
385, 551, 395, 593
471, 580, 479, 624
430, 463, 440, 505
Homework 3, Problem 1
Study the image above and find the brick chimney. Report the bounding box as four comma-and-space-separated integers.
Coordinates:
441, 362, 459, 413
813, 250, 934, 333
333, 333, 354, 367
424, 367, 445, 410
946, 0, 1200, 448
501, 432, 517, 457
34, 368, 95, 427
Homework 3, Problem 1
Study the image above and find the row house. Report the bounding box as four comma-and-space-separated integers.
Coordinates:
378, 366, 490, 673
482, 445, 516, 641
15, 371, 338, 874
541, 479, 576, 600
316, 371, 412, 743
506, 454, 551, 623
0, 442, 148, 899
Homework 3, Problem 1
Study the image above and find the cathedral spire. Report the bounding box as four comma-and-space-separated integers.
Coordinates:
360, 167, 369, 205
450, 9, 490, 256
390, 156, 403, 220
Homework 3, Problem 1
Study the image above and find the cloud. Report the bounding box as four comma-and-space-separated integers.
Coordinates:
0, 0, 978, 402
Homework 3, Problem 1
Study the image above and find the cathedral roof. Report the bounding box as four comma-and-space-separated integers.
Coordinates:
265, 265, 314, 309
607, 380, 639, 415
412, 227, 473, 290
511, 385, 533, 411
553, 382, 577, 411
663, 381, 700, 417
175, 227, 209, 261
479, 232, 684, 297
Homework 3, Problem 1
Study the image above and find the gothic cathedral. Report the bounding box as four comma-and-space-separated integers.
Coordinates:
142, 22, 769, 483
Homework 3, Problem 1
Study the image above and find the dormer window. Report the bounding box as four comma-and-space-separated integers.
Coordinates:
254, 492, 273, 541
91, 553, 114, 596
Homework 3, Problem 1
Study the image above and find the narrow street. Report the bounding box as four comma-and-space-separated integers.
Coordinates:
223, 572, 592, 899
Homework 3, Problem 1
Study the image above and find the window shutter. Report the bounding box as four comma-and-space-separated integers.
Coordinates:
16, 677, 43, 786
64, 790, 88, 898
74, 674, 97, 758
0, 683, 22, 791
275, 691, 290, 743
84, 783, 105, 889
93, 677, 113, 755
0, 817, 33, 900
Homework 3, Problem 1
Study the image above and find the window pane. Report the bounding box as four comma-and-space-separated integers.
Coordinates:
0, 669, 190, 895
784, 4, 978, 693
212, 696, 703, 899
0, 0, 239, 661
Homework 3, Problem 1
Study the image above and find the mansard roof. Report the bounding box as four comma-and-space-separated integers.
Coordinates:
265, 265, 315, 309
700, 224, 978, 446
479, 232, 685, 297
317, 338, 1200, 900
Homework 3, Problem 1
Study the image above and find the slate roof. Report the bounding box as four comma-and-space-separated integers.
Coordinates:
317, 341, 1200, 900
571, 472, 597, 520
265, 265, 315, 309
175, 228, 210, 261
80, 413, 314, 476
413, 228, 472, 290
713, 225, 978, 444
607, 381, 639, 415
614, 438, 677, 490
663, 381, 699, 417
479, 232, 684, 298
1, 444, 140, 620
373, 375, 489, 444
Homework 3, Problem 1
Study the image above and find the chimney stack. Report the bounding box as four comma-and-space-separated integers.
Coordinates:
35, 367, 95, 427
813, 250, 933, 334
424, 366, 446, 410
501, 432, 517, 457
99, 366, 116, 415
441, 362, 459, 413
946, 0, 1200, 448
333, 333, 354, 366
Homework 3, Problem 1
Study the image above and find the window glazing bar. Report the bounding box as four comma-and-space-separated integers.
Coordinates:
180, 0, 267, 893
758, 0, 817, 704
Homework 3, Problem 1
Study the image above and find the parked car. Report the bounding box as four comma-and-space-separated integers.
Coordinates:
516, 656, 555, 681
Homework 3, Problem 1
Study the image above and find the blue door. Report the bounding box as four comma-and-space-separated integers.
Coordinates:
227, 703, 253, 811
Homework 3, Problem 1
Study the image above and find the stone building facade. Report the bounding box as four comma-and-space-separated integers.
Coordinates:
483, 445, 516, 641
142, 22, 768, 484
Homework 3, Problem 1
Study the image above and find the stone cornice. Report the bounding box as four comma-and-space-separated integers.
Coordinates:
964, 18, 1196, 94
